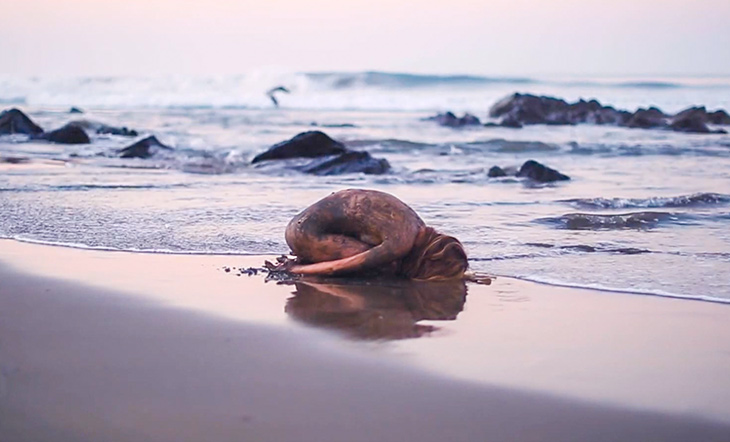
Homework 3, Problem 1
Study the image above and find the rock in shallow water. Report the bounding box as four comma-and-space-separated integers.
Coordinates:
487, 93, 729, 134
517, 160, 570, 182
38, 123, 90, 144
69, 119, 138, 137
487, 166, 507, 178
298, 151, 390, 176
118, 136, 172, 159
251, 131, 347, 163
625, 108, 667, 129
488, 160, 569, 183
424, 112, 481, 128
252, 131, 390, 176
0, 108, 44, 135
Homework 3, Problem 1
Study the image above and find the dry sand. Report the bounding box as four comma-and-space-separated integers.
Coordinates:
1, 239, 730, 442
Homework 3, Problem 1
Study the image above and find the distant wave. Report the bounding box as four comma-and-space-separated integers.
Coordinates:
0, 96, 26, 105
537, 211, 685, 230
524, 242, 651, 255
303, 72, 730, 90
304, 71, 534, 89
2, 71, 729, 110
561, 193, 730, 209
616, 81, 681, 89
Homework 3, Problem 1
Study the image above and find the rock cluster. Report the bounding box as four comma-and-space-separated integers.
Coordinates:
117, 136, 173, 159
0, 108, 143, 147
487, 93, 729, 134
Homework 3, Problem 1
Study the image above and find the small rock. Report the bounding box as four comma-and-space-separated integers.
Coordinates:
669, 115, 711, 134
516, 160, 570, 182
118, 136, 172, 159
0, 108, 44, 135
487, 166, 507, 177
39, 123, 90, 144
624, 108, 667, 129
426, 112, 481, 127
299, 151, 390, 176
708, 110, 730, 125
252, 131, 347, 163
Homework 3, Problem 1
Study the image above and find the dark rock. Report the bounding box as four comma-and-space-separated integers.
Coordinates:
673, 106, 707, 122
487, 166, 507, 177
70, 119, 138, 137
69, 107, 84, 114
118, 136, 172, 159
516, 160, 570, 182
0, 108, 44, 135
587, 107, 631, 125
299, 151, 390, 176
252, 131, 347, 164
498, 118, 523, 129
39, 123, 90, 144
96, 125, 138, 137
669, 115, 711, 134
624, 108, 667, 129
426, 112, 481, 127
566, 99, 602, 123
708, 110, 730, 125
489, 93, 571, 125
671, 106, 730, 132
487, 94, 728, 135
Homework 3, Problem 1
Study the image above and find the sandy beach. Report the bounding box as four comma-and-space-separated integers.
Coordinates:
1, 239, 730, 442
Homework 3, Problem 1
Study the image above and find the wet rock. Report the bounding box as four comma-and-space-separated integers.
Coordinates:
516, 160, 570, 182
69, 107, 84, 114
252, 131, 347, 164
253, 131, 390, 175
487, 94, 729, 134
96, 125, 138, 136
118, 136, 172, 159
566, 99, 602, 123
669, 115, 712, 134
673, 106, 707, 122
624, 108, 667, 129
425, 112, 481, 127
0, 108, 44, 135
708, 110, 730, 125
586, 106, 631, 125
653, 106, 728, 133
39, 123, 90, 144
299, 151, 390, 176
498, 119, 523, 128
487, 166, 507, 177
70, 119, 138, 137
489, 93, 571, 125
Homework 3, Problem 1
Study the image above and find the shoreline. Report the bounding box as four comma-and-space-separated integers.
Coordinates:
7, 235, 730, 306
2, 239, 730, 441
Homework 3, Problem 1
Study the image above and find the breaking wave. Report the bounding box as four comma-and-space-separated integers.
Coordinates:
561, 193, 730, 209
536, 211, 686, 230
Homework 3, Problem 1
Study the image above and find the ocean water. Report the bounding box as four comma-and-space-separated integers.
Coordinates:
1, 72, 729, 303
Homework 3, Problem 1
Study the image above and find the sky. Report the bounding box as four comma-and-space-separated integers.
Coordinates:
1, 0, 729, 77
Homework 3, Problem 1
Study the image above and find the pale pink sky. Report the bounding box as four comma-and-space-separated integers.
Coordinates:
1, 0, 728, 76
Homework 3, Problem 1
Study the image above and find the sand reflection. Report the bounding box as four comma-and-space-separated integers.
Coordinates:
285, 279, 468, 340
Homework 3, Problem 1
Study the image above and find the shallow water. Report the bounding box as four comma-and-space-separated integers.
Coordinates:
1, 73, 730, 302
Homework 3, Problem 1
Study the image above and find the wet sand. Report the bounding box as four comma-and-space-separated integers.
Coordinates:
1, 239, 730, 442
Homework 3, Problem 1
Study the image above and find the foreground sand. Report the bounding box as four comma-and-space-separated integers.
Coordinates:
1, 239, 730, 442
